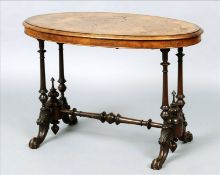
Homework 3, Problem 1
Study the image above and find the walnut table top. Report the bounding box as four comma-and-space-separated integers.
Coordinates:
23, 12, 203, 49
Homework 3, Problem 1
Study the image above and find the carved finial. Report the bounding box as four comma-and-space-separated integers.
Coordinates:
169, 90, 180, 116
172, 91, 176, 103
51, 77, 55, 89
48, 77, 59, 98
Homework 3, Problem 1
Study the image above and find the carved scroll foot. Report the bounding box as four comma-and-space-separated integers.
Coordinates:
29, 109, 50, 149
179, 130, 193, 143
151, 144, 169, 170
151, 127, 175, 170
178, 117, 193, 143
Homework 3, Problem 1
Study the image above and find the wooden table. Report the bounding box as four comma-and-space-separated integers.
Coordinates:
23, 12, 203, 170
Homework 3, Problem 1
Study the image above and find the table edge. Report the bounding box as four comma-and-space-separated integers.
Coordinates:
23, 21, 203, 42
24, 27, 202, 49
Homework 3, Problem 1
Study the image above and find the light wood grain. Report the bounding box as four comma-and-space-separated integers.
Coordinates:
23, 12, 203, 48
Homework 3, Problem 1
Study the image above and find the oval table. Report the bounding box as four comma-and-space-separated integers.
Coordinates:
23, 12, 203, 170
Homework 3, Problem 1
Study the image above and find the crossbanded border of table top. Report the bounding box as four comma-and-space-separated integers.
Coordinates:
23, 12, 203, 49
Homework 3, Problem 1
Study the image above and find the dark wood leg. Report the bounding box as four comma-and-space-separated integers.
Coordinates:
160, 49, 170, 121
57, 43, 77, 125
176, 48, 193, 143
151, 49, 177, 170
151, 127, 175, 170
29, 39, 50, 149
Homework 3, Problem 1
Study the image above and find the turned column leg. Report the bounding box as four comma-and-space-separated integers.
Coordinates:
29, 39, 50, 149
176, 47, 193, 143
160, 49, 170, 121
57, 43, 77, 125
58, 43, 68, 108
151, 49, 176, 170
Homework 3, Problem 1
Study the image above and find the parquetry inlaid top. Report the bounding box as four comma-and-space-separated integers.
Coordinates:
23, 12, 203, 49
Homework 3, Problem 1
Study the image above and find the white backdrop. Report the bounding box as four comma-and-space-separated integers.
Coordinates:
1, 1, 220, 175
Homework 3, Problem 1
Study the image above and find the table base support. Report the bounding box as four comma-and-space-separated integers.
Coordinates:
151, 91, 193, 170
29, 78, 192, 169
